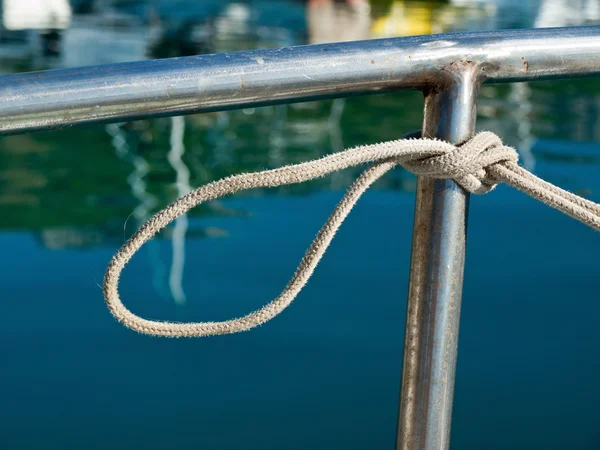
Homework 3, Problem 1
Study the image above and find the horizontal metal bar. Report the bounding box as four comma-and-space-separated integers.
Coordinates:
2, 26, 600, 134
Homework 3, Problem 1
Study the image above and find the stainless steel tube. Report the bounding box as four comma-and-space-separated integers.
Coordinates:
396, 64, 479, 450
2, 26, 600, 134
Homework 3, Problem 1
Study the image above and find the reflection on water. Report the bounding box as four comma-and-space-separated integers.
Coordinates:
105, 122, 156, 224
167, 116, 190, 304
1, 2, 600, 450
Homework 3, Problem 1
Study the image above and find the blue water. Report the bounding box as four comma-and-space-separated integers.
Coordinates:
3, 177, 600, 449
2, 1, 600, 449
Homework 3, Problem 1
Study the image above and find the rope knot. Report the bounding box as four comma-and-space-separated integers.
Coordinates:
402, 132, 519, 194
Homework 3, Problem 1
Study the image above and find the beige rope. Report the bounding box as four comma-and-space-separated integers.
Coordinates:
103, 131, 600, 337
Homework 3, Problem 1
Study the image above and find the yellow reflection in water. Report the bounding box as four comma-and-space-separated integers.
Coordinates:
371, 0, 438, 37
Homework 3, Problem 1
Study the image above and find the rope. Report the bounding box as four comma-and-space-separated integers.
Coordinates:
103, 131, 600, 337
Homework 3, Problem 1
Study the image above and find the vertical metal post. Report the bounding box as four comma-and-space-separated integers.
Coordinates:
396, 64, 480, 450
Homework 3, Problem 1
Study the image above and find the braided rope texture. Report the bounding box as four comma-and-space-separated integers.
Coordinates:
103, 132, 600, 337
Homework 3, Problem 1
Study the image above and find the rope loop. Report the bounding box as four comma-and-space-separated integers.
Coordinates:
103, 131, 600, 337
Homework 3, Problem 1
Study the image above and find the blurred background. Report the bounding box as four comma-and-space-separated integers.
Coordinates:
1, 1, 600, 449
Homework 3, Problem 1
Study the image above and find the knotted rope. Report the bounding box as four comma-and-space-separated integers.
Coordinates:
103, 132, 600, 337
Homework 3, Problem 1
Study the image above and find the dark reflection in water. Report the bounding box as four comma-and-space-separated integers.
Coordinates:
1, 1, 600, 450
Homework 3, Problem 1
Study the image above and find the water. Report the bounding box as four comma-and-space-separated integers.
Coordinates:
1, 1, 600, 449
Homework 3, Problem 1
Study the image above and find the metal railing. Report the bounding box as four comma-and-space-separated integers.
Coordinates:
2, 26, 599, 450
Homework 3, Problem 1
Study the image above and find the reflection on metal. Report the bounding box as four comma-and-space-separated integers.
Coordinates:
3, 25, 600, 450
3, 27, 600, 135
167, 116, 191, 305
